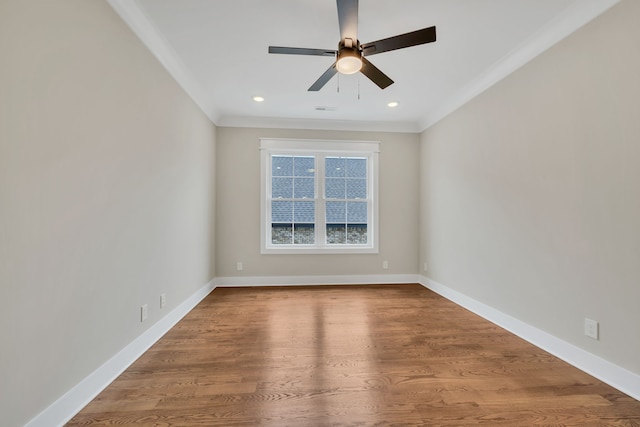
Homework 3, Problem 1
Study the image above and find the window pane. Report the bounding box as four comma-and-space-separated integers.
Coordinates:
294, 224, 315, 244
346, 179, 366, 199
326, 201, 345, 223
272, 224, 292, 245
346, 158, 366, 178
294, 156, 315, 177
271, 200, 292, 223
326, 224, 346, 244
272, 156, 293, 176
325, 157, 345, 177
272, 177, 293, 198
293, 201, 315, 223
347, 224, 367, 244
294, 177, 314, 199
347, 201, 367, 223
325, 178, 345, 199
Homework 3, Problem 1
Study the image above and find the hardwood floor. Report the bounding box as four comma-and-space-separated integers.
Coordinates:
67, 284, 640, 426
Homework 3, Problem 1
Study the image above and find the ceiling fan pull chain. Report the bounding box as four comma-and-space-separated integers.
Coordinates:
358, 75, 361, 100
337, 52, 340, 93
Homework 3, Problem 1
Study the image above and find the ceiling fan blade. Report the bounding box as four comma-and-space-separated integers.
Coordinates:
360, 57, 393, 89
361, 26, 436, 56
308, 63, 338, 91
337, 0, 358, 41
269, 46, 337, 56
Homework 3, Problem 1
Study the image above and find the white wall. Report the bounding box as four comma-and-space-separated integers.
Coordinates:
215, 127, 420, 279
0, 1, 216, 426
420, 0, 640, 375
4, 0, 638, 424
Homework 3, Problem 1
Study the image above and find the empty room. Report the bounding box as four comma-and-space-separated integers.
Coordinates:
2, 0, 639, 425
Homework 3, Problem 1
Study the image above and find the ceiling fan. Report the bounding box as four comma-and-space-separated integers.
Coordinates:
268, 0, 436, 91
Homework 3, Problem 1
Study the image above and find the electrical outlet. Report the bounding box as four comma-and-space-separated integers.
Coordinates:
423, 262, 428, 272
141, 304, 148, 322
160, 293, 166, 309
382, 260, 389, 269
584, 318, 599, 340
237, 261, 243, 271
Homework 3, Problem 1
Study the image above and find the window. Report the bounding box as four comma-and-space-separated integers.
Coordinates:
260, 139, 379, 254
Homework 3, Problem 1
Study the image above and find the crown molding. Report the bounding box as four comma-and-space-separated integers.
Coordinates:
419, 0, 621, 131
108, 0, 620, 134
217, 115, 421, 133
106, 0, 220, 123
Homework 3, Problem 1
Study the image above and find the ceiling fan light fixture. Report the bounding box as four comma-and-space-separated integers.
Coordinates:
268, 1, 437, 91
336, 48, 362, 75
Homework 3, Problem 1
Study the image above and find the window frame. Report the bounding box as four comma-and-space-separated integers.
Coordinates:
260, 138, 379, 254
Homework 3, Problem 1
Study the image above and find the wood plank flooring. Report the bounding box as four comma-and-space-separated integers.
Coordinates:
67, 284, 640, 426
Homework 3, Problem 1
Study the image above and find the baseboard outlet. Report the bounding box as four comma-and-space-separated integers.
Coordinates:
214, 274, 420, 287
25, 280, 216, 427
419, 275, 640, 401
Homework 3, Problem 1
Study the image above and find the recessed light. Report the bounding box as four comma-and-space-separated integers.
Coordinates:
253, 96, 265, 102
387, 101, 399, 108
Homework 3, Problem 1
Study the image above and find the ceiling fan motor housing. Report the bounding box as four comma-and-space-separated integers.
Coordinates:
336, 39, 362, 74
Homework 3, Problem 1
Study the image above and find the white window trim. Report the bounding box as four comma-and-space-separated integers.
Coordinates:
260, 138, 379, 254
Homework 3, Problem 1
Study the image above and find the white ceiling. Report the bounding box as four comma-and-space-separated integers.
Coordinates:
108, 0, 619, 132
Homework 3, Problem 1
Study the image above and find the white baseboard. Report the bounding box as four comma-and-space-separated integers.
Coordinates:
29, 274, 635, 427
214, 274, 420, 287
419, 275, 640, 401
25, 280, 216, 427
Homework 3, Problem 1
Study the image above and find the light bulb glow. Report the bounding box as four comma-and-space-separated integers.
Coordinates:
336, 56, 362, 74
253, 96, 265, 102
336, 48, 362, 75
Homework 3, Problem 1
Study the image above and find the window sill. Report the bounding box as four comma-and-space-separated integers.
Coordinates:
261, 246, 378, 255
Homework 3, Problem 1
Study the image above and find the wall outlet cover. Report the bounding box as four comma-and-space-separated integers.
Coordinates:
584, 318, 599, 340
